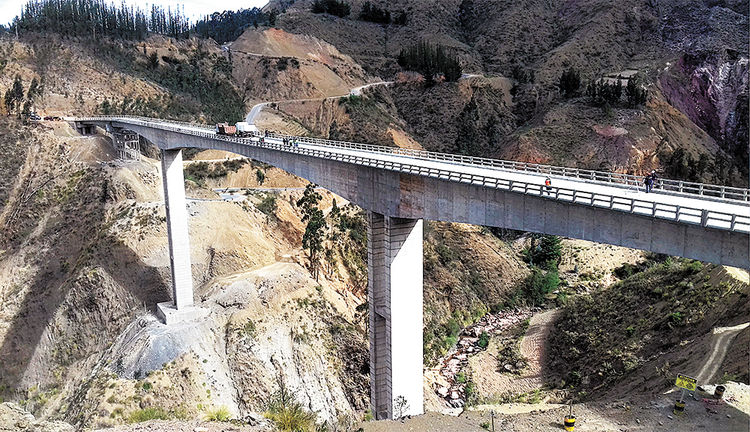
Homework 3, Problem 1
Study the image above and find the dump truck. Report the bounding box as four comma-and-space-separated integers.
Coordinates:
235, 122, 258, 137
215, 123, 237, 136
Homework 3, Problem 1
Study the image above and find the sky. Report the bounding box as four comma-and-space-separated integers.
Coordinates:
0, 0, 269, 26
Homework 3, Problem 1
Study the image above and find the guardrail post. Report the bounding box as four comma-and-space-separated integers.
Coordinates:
701, 210, 709, 227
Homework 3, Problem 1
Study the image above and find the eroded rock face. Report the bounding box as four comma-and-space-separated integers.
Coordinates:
660, 52, 748, 145
0, 402, 74, 432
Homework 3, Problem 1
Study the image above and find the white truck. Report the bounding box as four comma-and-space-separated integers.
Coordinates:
235, 122, 258, 137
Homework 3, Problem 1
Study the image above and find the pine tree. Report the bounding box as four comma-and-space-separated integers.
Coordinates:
625, 74, 648, 108
297, 184, 327, 280
8, 75, 24, 116
558, 67, 580, 98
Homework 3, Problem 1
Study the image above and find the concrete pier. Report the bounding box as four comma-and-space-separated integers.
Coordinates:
368, 213, 424, 420
157, 149, 197, 323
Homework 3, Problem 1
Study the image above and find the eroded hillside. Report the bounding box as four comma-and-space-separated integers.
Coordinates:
263, 0, 748, 184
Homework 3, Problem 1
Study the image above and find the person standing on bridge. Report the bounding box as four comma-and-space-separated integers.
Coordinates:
644, 172, 654, 193
544, 176, 552, 195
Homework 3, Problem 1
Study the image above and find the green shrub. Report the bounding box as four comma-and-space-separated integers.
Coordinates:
477, 331, 489, 349
243, 319, 256, 337
684, 260, 703, 274
127, 407, 170, 423
669, 311, 683, 324
265, 378, 318, 432
614, 263, 640, 279
519, 267, 559, 306
257, 195, 277, 216
625, 325, 636, 337
205, 405, 231, 422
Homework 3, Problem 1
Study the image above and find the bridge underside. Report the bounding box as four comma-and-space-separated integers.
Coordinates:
77, 121, 750, 420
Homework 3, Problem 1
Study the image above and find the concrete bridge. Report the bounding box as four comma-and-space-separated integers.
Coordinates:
73, 116, 750, 420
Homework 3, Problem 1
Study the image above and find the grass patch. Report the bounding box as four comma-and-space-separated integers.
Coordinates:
127, 407, 171, 423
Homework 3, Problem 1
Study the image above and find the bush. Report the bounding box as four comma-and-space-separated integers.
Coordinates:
265, 378, 318, 431
559, 67, 580, 98
257, 195, 277, 217
205, 405, 231, 421
393, 11, 408, 25
519, 267, 559, 306
478, 331, 489, 349
128, 407, 171, 423
614, 263, 640, 279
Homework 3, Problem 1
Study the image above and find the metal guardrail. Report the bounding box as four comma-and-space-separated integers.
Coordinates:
266, 134, 750, 203
73, 116, 750, 234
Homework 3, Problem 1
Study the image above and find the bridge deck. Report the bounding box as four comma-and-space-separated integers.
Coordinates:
73, 116, 750, 235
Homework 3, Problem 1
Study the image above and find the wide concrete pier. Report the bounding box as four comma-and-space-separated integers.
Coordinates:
368, 213, 424, 419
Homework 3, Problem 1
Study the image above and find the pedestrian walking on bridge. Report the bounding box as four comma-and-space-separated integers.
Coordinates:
544, 176, 552, 195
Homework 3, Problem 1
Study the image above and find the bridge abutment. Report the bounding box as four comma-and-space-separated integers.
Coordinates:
156, 149, 204, 324
367, 212, 424, 420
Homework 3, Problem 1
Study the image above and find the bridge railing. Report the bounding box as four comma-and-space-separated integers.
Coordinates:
73, 116, 750, 233
269, 133, 750, 203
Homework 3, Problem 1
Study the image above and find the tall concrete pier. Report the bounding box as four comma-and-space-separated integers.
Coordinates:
157, 149, 202, 324
368, 213, 424, 419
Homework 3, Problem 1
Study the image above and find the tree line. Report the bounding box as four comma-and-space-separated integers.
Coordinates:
397, 41, 462, 86
193, 8, 270, 44
11, 0, 192, 39
310, 0, 351, 18
310, 0, 407, 25
358, 1, 407, 25
9, 0, 275, 43
558, 67, 648, 108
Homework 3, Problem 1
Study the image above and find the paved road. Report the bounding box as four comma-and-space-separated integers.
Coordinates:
244, 82, 393, 125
